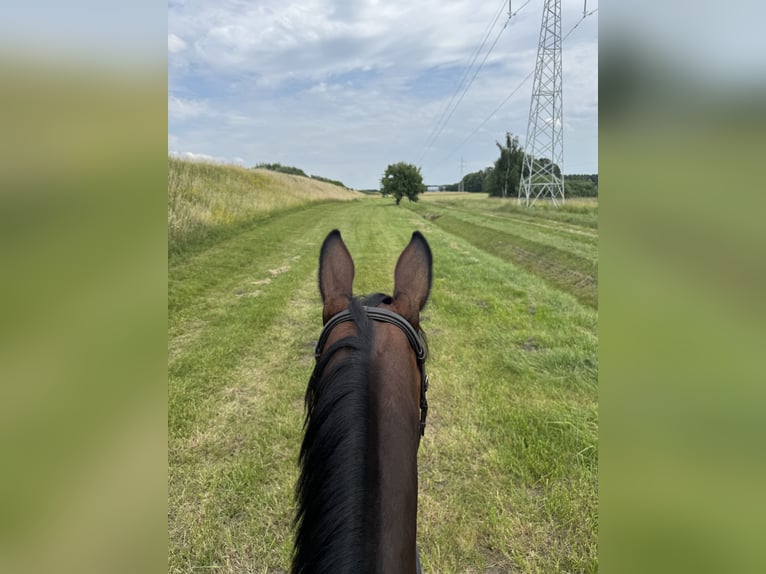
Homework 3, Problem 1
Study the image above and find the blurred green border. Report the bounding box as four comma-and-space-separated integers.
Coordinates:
600, 12, 766, 574
0, 32, 167, 574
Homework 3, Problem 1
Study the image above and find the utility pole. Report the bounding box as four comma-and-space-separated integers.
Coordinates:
519, 0, 565, 207
459, 157, 464, 192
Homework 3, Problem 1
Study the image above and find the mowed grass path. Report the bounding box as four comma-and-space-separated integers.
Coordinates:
411, 195, 598, 309
169, 196, 597, 573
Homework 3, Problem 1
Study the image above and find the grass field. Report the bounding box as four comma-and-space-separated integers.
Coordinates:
169, 181, 598, 572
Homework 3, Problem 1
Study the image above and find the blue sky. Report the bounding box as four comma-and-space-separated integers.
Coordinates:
168, 0, 598, 189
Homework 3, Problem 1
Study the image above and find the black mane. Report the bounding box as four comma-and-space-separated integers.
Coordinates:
293, 297, 384, 573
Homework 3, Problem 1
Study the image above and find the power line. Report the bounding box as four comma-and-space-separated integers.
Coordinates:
427, 11, 512, 152
418, 0, 509, 163
442, 69, 534, 166
423, 18, 509, 155
420, 1, 537, 163
563, 7, 598, 41
437, 7, 597, 166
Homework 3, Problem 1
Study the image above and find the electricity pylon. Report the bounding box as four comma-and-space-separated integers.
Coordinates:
519, 0, 564, 206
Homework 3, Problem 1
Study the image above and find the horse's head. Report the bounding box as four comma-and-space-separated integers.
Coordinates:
294, 229, 432, 573
317, 229, 432, 436
319, 229, 432, 327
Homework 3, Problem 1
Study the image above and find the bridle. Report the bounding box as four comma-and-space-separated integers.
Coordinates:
313, 305, 429, 438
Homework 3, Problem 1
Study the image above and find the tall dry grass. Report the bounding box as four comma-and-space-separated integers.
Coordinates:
168, 157, 361, 255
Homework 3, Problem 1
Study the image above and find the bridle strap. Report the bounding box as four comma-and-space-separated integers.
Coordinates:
314, 306, 429, 437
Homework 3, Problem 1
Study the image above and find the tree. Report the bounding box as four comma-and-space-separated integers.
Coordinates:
380, 162, 425, 205
563, 174, 598, 197
461, 170, 487, 192
534, 157, 561, 178
254, 162, 308, 177
484, 132, 526, 198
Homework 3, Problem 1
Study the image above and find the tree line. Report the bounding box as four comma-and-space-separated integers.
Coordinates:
442, 133, 597, 197
253, 163, 347, 189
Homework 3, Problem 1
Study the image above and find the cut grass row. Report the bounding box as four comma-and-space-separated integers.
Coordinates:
409, 197, 598, 308
413, 201, 598, 263
422, 193, 599, 230
169, 196, 597, 572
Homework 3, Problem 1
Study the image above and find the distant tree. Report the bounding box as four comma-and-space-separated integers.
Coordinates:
534, 157, 562, 178
563, 174, 598, 197
566, 173, 598, 187
254, 163, 308, 177
461, 170, 486, 192
310, 174, 347, 188
380, 162, 425, 205
484, 133, 526, 198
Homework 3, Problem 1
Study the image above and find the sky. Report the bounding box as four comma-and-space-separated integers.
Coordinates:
168, 0, 598, 190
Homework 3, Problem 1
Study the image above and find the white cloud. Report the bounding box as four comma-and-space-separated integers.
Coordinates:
168, 33, 187, 53
169, 150, 244, 165
168, 0, 599, 188
167, 95, 260, 130
167, 95, 209, 120
170, 0, 539, 84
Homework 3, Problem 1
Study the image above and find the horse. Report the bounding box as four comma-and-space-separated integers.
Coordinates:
292, 229, 432, 574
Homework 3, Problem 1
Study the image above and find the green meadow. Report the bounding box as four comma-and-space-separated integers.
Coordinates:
168, 161, 598, 572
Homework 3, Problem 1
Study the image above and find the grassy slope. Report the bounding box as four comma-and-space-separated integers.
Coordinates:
169, 192, 598, 572
168, 157, 361, 257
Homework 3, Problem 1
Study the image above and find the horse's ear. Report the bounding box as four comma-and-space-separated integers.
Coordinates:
319, 229, 355, 322
393, 231, 432, 326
